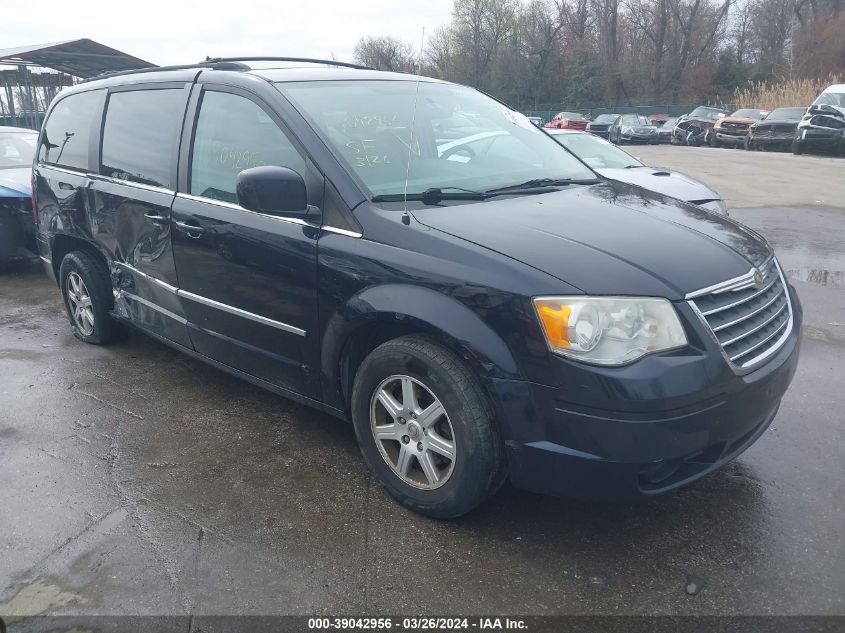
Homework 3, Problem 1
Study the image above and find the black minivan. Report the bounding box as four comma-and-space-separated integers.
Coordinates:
34, 59, 801, 517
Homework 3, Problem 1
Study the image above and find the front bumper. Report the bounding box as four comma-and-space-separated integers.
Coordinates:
751, 133, 793, 145
796, 126, 845, 147
492, 285, 802, 501
621, 133, 658, 143
715, 131, 747, 144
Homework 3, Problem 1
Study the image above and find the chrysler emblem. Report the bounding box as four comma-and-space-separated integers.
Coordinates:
753, 269, 764, 287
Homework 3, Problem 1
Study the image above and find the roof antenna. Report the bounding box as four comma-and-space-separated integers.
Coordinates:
401, 26, 426, 226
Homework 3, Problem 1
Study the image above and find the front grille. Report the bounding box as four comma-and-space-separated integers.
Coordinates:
755, 124, 794, 138
688, 259, 792, 372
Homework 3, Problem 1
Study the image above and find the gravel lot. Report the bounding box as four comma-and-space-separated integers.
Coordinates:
1, 145, 843, 619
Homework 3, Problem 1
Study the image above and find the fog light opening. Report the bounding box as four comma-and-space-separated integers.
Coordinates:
641, 459, 682, 485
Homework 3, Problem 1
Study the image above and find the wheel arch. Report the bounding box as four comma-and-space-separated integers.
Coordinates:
322, 284, 522, 414
49, 233, 109, 286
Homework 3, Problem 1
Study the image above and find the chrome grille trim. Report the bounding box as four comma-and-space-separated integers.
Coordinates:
711, 288, 784, 332
720, 301, 788, 347
730, 316, 789, 362
699, 275, 778, 316
687, 258, 793, 374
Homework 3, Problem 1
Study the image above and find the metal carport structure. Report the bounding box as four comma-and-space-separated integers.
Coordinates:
0, 39, 155, 129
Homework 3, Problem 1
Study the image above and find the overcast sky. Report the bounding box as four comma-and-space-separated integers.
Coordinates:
0, 0, 455, 67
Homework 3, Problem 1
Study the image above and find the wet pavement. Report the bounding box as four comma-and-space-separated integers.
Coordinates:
1, 200, 844, 617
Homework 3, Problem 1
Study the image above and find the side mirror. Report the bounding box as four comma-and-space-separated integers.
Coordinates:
236, 166, 307, 216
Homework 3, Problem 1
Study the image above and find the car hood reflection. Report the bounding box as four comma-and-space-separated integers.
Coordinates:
412, 181, 771, 299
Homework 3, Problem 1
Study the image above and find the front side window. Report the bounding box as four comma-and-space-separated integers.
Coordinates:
39, 90, 102, 170
190, 91, 305, 204
101, 88, 186, 188
279, 80, 594, 199
0, 131, 37, 169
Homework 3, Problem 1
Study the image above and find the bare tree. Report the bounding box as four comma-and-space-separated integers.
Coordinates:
353, 36, 417, 72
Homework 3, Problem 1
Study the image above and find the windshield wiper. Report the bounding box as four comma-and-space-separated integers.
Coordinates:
484, 177, 599, 195
371, 187, 488, 205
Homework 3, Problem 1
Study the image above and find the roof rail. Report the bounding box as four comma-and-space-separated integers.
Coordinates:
81, 56, 372, 84
203, 56, 374, 71
81, 60, 250, 83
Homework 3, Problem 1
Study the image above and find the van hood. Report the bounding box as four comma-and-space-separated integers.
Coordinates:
412, 181, 770, 299
595, 167, 720, 206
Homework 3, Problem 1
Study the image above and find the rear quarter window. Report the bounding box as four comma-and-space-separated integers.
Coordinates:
39, 89, 103, 170
100, 88, 188, 188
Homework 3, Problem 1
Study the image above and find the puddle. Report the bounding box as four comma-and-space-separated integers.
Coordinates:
0, 578, 88, 616
786, 268, 845, 288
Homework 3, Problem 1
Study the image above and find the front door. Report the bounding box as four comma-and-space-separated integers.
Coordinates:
88, 84, 193, 348
170, 87, 319, 396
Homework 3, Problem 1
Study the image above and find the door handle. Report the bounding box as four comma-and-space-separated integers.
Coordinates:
144, 211, 170, 225
173, 220, 205, 237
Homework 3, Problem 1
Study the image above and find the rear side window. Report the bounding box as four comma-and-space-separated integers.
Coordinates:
190, 91, 305, 203
39, 90, 102, 170
101, 88, 186, 188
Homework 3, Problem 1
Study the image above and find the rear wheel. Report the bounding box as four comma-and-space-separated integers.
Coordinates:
351, 335, 504, 518
59, 251, 127, 345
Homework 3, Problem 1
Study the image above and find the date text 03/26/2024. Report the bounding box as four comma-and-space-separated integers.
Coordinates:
307, 617, 528, 631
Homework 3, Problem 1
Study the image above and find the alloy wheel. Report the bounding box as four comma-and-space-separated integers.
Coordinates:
66, 272, 95, 336
369, 374, 456, 490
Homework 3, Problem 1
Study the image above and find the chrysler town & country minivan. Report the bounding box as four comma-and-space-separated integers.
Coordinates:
33, 58, 801, 517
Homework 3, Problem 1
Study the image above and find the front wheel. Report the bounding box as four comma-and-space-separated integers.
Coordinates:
792, 139, 803, 155
351, 335, 504, 518
709, 133, 719, 148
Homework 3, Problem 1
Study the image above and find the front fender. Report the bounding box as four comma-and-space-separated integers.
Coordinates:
320, 283, 522, 411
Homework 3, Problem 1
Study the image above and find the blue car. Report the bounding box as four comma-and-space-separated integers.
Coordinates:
0, 126, 38, 262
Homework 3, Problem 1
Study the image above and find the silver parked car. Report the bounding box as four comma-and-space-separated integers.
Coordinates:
547, 129, 727, 215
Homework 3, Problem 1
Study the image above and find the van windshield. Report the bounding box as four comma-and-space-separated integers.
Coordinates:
278, 80, 595, 199
814, 91, 845, 109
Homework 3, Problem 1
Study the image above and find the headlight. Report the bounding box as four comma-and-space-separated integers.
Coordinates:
533, 296, 687, 365
622, 126, 633, 134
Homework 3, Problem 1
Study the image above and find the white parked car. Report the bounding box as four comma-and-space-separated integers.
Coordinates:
793, 83, 845, 155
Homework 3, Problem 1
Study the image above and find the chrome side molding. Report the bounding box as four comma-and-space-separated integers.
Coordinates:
115, 262, 306, 337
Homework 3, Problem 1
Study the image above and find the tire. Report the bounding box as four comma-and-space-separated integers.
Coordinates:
744, 137, 751, 151
59, 250, 128, 345
792, 140, 802, 155
350, 335, 504, 518
709, 133, 719, 148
